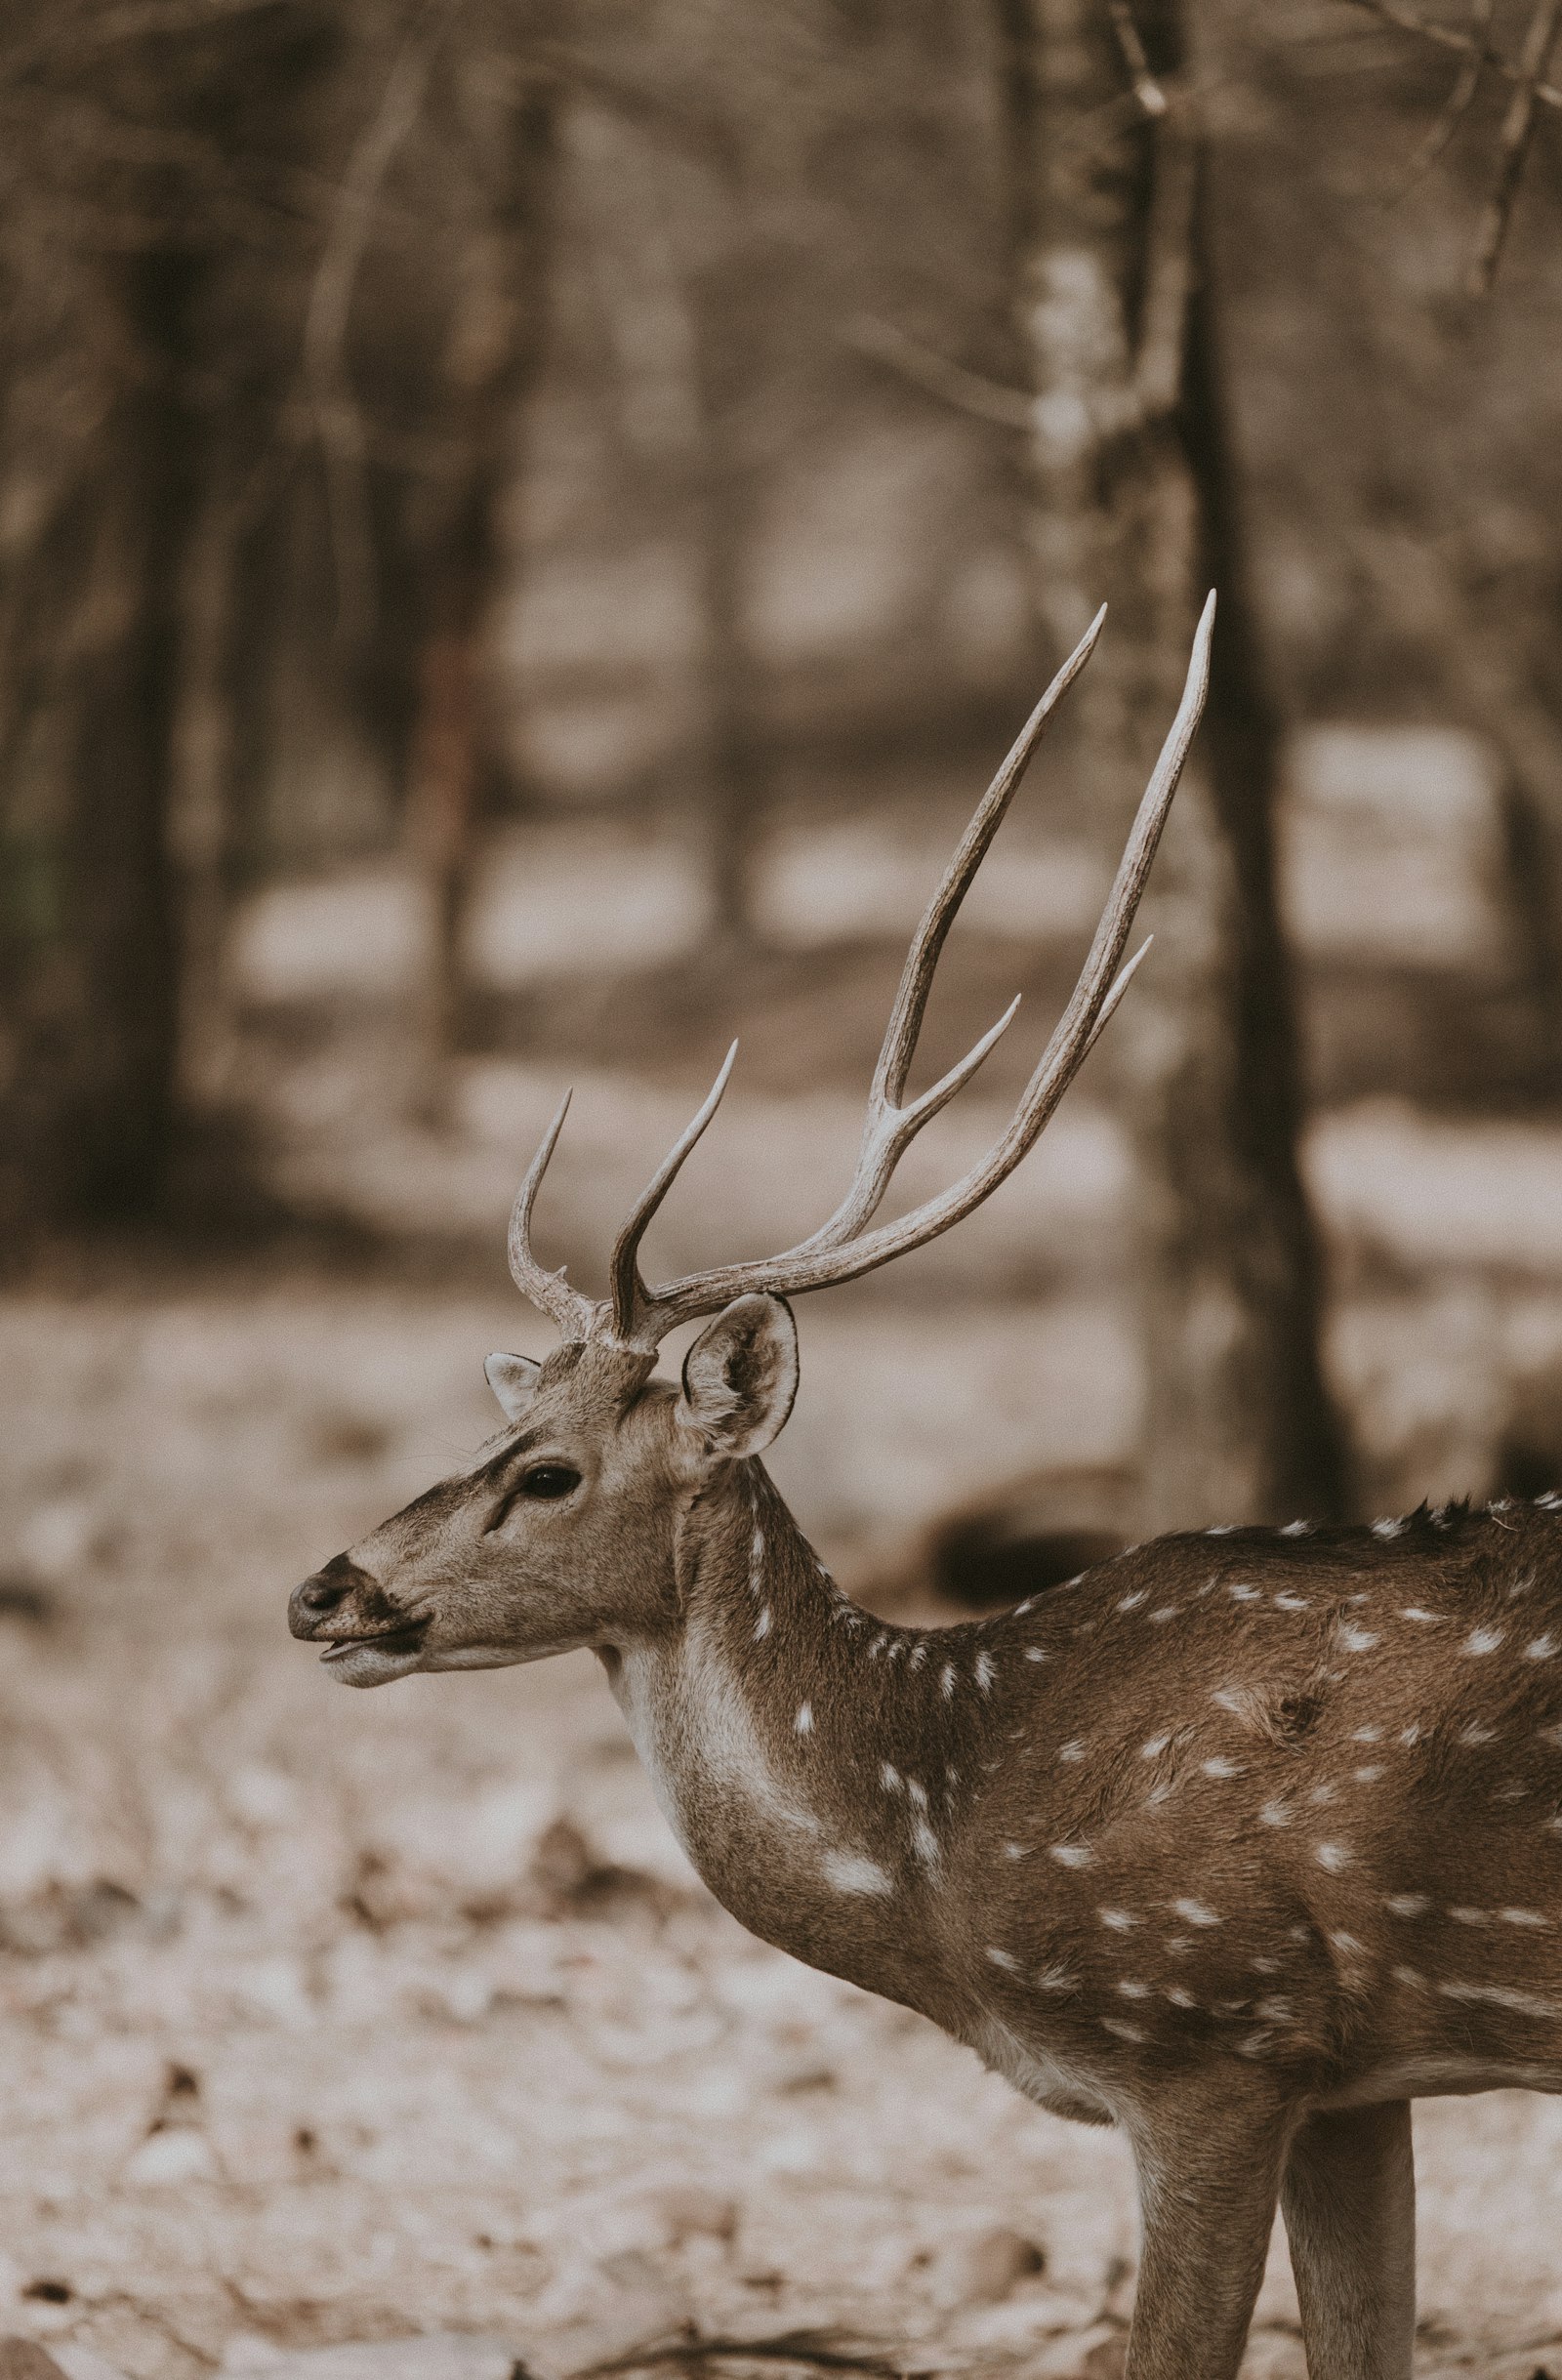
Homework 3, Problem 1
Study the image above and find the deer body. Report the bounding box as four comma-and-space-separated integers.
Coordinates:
288, 605, 1527, 2374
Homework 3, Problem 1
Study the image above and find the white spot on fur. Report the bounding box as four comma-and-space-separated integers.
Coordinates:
911, 1819, 939, 1864
1331, 1932, 1365, 1956
909, 1642, 928, 1670
1099, 1908, 1139, 1931
1400, 1608, 1441, 1623
1438, 1981, 1559, 2018
1118, 1589, 1147, 1612
1202, 1756, 1243, 1780
1149, 1605, 1179, 1624
1034, 1962, 1076, 1992
940, 1663, 957, 1699
1461, 1626, 1505, 1656
880, 1762, 902, 1793
1002, 1840, 1028, 1860
974, 1651, 996, 1693
1351, 1725, 1383, 1743
1100, 2018, 1145, 2042
1449, 1907, 1490, 1925
1172, 1898, 1220, 1927
821, 1850, 893, 1896
1392, 1964, 1426, 1989
1274, 1592, 1310, 1611
1058, 1740, 1086, 1764
1501, 1908, 1548, 1927
1353, 1764, 1385, 1784
1117, 1979, 1149, 1998
1142, 1732, 1172, 1757
985, 1946, 1018, 1971
1385, 1893, 1430, 1917
1457, 1721, 1496, 1746
754, 1608, 772, 1640
1165, 1986, 1197, 2008
1023, 1646, 1048, 1663
907, 1778, 927, 1810
1229, 1583, 1259, 1601
1339, 1622, 1378, 1652
795, 1702, 813, 1735
1315, 1842, 1351, 1871
1373, 1517, 1406, 1538
1050, 1843, 1093, 1868
1526, 1635, 1558, 1661
1281, 1519, 1311, 1536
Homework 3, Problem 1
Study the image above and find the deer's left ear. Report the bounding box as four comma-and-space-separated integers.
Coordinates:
485, 1351, 542, 1423
677, 1293, 799, 1457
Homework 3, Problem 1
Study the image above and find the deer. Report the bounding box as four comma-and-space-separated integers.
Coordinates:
290, 589, 1562, 2380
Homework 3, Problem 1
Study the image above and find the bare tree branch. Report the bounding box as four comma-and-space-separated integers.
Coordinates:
1105, 0, 1169, 114
848, 314, 1036, 429
1395, 0, 1495, 189
1466, 0, 1562, 288
1340, 0, 1562, 111
303, 32, 432, 640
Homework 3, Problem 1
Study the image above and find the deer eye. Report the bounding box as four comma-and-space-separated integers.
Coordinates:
518, 1463, 581, 1500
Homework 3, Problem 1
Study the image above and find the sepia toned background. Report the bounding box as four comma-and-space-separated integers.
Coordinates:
5, 2, 1562, 2372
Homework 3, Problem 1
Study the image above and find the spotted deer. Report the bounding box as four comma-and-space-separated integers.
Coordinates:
291, 591, 1556, 2379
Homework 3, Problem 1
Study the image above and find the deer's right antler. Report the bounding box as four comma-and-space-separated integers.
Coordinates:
509, 594, 1215, 1350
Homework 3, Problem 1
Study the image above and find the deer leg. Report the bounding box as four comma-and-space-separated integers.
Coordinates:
1125, 2095, 1290, 2380
1281, 2099, 1415, 2380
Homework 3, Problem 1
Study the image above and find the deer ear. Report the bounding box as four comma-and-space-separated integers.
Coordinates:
485, 1351, 542, 1423
677, 1294, 799, 1457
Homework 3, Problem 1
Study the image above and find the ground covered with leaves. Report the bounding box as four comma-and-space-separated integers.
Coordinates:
3, 1275, 1562, 2380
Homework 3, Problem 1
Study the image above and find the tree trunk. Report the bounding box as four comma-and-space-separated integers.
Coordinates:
399, 77, 558, 1122
994, 0, 1349, 1527
0, 246, 199, 1230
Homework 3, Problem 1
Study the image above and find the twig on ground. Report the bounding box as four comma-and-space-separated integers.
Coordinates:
575, 2328, 941, 2380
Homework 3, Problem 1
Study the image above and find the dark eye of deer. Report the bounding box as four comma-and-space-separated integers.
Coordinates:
519, 1464, 580, 1500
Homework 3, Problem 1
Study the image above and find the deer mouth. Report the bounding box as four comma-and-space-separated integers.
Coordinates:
319, 1618, 428, 1669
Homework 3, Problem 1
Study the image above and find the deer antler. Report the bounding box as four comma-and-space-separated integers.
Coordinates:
508, 593, 1215, 1350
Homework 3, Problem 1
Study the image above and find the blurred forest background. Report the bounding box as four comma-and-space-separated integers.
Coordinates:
8, 5, 1562, 2373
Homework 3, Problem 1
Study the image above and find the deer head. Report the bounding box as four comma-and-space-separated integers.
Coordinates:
288, 597, 1213, 1684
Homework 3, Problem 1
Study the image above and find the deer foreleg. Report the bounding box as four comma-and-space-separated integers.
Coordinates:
1281, 2099, 1415, 2380
1124, 2090, 1289, 2380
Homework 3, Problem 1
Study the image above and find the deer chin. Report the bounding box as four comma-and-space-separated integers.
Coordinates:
318, 1621, 428, 1688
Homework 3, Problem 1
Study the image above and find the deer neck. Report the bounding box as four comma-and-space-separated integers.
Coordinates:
600, 1460, 984, 2029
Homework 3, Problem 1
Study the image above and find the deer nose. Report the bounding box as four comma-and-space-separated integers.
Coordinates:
289, 1554, 372, 1633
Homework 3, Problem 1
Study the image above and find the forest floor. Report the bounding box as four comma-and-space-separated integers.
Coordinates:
4, 1265, 1562, 2380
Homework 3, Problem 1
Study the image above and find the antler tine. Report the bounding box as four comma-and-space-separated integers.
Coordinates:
872, 604, 1105, 1115
609, 1042, 739, 1342
635, 594, 1214, 1335
790, 606, 1105, 1263
509, 1089, 596, 1338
